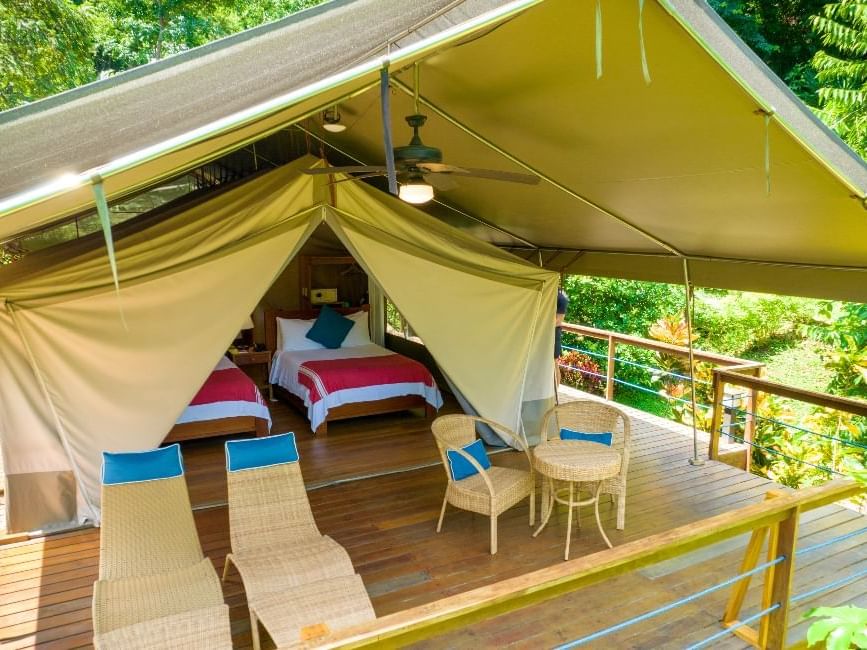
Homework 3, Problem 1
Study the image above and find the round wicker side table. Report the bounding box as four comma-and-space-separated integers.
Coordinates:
532, 440, 621, 560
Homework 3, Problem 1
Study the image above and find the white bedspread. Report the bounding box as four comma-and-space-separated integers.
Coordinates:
270, 344, 442, 431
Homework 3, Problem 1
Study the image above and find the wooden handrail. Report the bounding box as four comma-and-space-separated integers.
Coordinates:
561, 322, 761, 368
715, 369, 867, 418
299, 479, 862, 649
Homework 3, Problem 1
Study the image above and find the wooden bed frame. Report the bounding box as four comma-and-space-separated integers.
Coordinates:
164, 415, 269, 444
265, 306, 435, 436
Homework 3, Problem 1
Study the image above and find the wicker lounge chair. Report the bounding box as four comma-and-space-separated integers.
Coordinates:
431, 414, 535, 555
92, 445, 231, 650
223, 433, 374, 650
540, 399, 632, 530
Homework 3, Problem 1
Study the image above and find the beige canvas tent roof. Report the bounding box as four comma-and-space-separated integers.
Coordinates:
1, 0, 866, 533
0, 0, 865, 300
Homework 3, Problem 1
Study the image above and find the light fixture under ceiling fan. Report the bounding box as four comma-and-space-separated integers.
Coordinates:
305, 105, 539, 204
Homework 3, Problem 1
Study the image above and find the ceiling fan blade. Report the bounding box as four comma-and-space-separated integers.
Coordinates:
423, 173, 457, 191
416, 163, 468, 174
444, 167, 540, 184
303, 166, 388, 175
326, 172, 386, 186
417, 162, 539, 184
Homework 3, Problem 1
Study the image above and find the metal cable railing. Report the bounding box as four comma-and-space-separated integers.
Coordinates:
719, 424, 845, 477
727, 405, 867, 452
562, 343, 714, 385
553, 556, 784, 649
558, 357, 714, 411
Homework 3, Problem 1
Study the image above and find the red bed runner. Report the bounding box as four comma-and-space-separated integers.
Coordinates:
298, 354, 434, 404
189, 366, 263, 406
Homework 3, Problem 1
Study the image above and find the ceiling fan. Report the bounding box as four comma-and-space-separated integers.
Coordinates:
303, 113, 539, 204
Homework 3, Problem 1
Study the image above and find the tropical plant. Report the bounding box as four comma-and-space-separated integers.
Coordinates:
811, 1, 867, 157
809, 302, 867, 398
806, 605, 867, 649
557, 350, 603, 395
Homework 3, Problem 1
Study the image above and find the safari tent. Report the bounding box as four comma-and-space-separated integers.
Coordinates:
0, 0, 866, 536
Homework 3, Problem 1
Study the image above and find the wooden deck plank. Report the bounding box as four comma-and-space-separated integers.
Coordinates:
1, 392, 865, 649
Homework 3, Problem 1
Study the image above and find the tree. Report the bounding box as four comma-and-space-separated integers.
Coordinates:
0, 0, 96, 110
88, 0, 234, 73
709, 0, 824, 104
811, 1, 867, 157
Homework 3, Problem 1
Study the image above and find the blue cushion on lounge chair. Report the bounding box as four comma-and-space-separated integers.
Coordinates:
102, 444, 184, 485
446, 439, 491, 481
305, 304, 354, 349
560, 428, 613, 446
226, 432, 299, 472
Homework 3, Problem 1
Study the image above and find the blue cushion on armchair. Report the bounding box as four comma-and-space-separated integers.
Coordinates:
446, 439, 491, 481
560, 428, 613, 446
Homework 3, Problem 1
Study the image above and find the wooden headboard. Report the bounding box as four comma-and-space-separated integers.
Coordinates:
265, 305, 370, 353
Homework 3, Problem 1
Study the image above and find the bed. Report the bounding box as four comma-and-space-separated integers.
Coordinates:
266, 308, 442, 435
163, 356, 271, 443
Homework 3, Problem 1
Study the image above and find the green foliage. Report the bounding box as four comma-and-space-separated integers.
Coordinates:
558, 350, 603, 395
0, 0, 328, 109
806, 605, 867, 649
710, 0, 823, 104
811, 1, 867, 156
614, 386, 673, 420
809, 302, 867, 398
561, 276, 683, 388
692, 291, 818, 357
0, 0, 96, 110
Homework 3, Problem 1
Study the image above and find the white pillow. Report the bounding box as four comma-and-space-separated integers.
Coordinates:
342, 311, 372, 347
276, 317, 325, 352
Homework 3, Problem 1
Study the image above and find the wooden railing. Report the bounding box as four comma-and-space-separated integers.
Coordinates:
708, 366, 867, 461
560, 322, 765, 458
298, 479, 863, 650
560, 322, 867, 471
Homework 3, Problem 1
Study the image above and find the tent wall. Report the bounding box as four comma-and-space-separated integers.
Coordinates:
0, 159, 557, 532
325, 179, 558, 437
0, 160, 324, 527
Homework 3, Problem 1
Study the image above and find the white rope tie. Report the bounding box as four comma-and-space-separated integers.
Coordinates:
638, 0, 651, 84
91, 177, 127, 329
595, 0, 603, 79
764, 111, 772, 195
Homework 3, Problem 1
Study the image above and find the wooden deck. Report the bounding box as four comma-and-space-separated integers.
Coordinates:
2, 390, 866, 649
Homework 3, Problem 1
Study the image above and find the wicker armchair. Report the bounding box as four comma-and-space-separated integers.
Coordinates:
92, 446, 231, 650
540, 399, 632, 530
223, 434, 374, 650
431, 414, 535, 555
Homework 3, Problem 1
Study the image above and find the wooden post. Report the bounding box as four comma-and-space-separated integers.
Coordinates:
721, 491, 783, 648
605, 336, 616, 401
709, 370, 725, 461
764, 504, 800, 650
744, 366, 763, 472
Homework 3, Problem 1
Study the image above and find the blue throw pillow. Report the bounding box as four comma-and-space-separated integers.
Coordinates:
102, 444, 184, 485
560, 428, 613, 446
226, 432, 299, 472
446, 439, 491, 481
305, 305, 354, 349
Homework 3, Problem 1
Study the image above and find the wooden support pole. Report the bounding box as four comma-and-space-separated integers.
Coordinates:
764, 504, 801, 650
605, 336, 616, 401
722, 491, 783, 648
745, 366, 763, 472
709, 370, 725, 461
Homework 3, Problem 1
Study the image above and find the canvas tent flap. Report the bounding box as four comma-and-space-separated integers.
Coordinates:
0, 161, 324, 524
325, 178, 557, 437
0, 159, 556, 531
